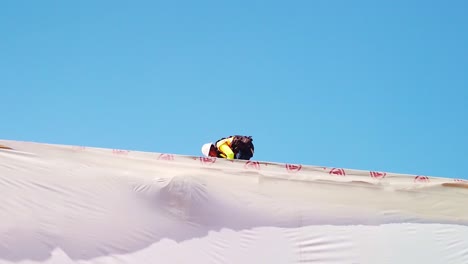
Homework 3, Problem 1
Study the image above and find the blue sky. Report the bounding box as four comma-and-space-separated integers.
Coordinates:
1, 1, 467, 179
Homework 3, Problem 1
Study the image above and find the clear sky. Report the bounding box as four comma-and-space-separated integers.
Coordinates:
1, 1, 467, 179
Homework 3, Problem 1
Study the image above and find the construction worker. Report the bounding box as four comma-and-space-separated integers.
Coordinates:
201, 135, 254, 160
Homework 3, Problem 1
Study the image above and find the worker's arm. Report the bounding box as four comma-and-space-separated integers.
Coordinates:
218, 144, 235, 159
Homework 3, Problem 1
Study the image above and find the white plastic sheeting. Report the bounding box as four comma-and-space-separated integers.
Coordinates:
0, 139, 467, 264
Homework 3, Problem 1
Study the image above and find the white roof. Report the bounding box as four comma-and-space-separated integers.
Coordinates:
1, 139, 467, 263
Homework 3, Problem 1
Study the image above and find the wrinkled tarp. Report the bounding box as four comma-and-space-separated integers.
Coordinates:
0, 139, 467, 264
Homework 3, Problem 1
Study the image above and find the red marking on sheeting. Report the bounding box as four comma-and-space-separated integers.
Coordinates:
200, 157, 216, 165
157, 154, 174, 160
414, 175, 430, 183
244, 161, 260, 170
286, 164, 302, 173
329, 168, 346, 176
454, 179, 467, 183
370, 171, 386, 179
